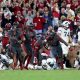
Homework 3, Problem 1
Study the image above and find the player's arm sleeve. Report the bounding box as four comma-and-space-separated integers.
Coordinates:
57, 29, 62, 36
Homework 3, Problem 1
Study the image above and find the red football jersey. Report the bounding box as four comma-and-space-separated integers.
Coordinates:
33, 17, 45, 30
75, 16, 80, 22
2, 36, 9, 48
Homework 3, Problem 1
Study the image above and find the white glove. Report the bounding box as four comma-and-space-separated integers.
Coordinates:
68, 45, 70, 49
44, 39, 47, 42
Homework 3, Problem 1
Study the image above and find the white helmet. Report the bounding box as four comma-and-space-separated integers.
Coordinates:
28, 64, 34, 70
47, 58, 56, 64
47, 58, 56, 70
62, 21, 70, 27
42, 60, 47, 66
47, 58, 54, 65
42, 60, 47, 70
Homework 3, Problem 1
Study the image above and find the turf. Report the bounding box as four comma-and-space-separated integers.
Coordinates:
0, 70, 80, 80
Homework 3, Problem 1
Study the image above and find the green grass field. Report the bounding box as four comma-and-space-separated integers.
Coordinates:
0, 70, 80, 80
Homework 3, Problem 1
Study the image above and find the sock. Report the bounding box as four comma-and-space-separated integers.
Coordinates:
23, 55, 28, 64
25, 55, 32, 69
60, 61, 63, 69
20, 62, 23, 70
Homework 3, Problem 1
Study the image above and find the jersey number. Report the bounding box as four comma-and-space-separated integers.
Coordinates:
64, 32, 69, 36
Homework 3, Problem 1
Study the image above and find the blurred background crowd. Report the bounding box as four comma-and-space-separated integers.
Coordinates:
0, 0, 80, 70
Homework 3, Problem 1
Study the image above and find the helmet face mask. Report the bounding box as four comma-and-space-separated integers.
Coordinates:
41, 58, 57, 70
64, 26, 68, 30
62, 21, 70, 28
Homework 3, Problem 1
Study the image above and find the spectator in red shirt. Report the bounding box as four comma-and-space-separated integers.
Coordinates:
13, 2, 22, 15
65, 0, 72, 4
52, 3, 60, 27
15, 11, 25, 28
71, 0, 79, 11
74, 11, 80, 26
2, 31, 9, 48
33, 11, 45, 38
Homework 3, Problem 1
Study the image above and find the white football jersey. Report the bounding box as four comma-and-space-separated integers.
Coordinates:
78, 31, 80, 42
57, 27, 70, 43
57, 27, 70, 55
0, 32, 2, 37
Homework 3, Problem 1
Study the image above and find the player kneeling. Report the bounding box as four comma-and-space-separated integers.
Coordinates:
41, 58, 57, 70
0, 53, 13, 70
